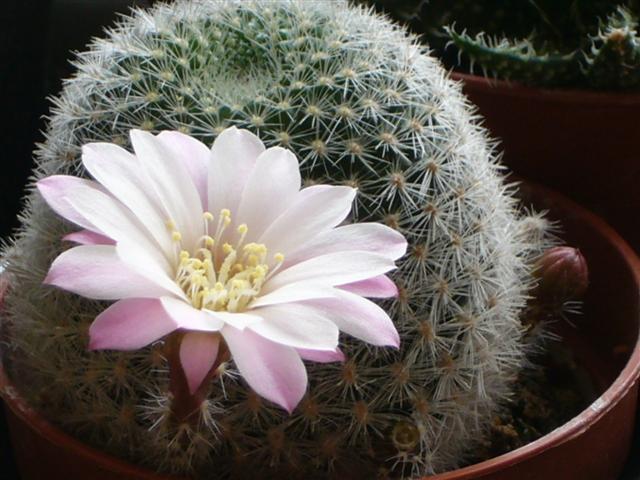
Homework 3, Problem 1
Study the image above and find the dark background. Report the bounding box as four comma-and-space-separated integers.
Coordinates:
0, 0, 638, 478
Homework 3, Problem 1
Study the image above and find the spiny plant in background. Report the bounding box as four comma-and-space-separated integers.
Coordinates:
366, 0, 640, 90
0, 0, 560, 478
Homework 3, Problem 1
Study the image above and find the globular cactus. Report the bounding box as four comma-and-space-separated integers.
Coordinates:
370, 0, 640, 90
1, 0, 556, 478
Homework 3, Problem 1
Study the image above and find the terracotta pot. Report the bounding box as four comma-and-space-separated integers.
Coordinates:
451, 72, 640, 252
1, 181, 640, 480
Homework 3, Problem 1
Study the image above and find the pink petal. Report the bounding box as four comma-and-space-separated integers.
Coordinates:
89, 297, 224, 351
208, 127, 265, 217
201, 309, 262, 330
301, 290, 400, 348
222, 326, 307, 413
249, 303, 339, 350
285, 223, 407, 267
130, 130, 203, 252
81, 142, 173, 257
258, 185, 356, 257
45, 245, 177, 300
156, 131, 210, 208
236, 147, 301, 240
61, 177, 172, 272
251, 282, 336, 308
179, 332, 220, 394
339, 275, 398, 298
266, 251, 396, 292
36, 176, 105, 231
297, 347, 345, 363
63, 230, 115, 245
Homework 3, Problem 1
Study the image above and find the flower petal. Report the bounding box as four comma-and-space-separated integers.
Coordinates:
259, 185, 356, 257
208, 127, 265, 216
63, 230, 115, 245
266, 251, 396, 292
81, 142, 173, 257
236, 147, 301, 240
285, 223, 407, 267
202, 310, 263, 330
249, 303, 339, 351
89, 297, 223, 351
36, 176, 104, 231
222, 326, 307, 413
251, 282, 336, 308
62, 177, 172, 272
159, 297, 225, 332
45, 245, 176, 300
179, 332, 220, 394
338, 275, 398, 298
301, 290, 400, 348
297, 347, 345, 363
156, 131, 210, 208
130, 129, 203, 252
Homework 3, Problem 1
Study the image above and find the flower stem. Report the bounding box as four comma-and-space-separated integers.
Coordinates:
166, 331, 229, 426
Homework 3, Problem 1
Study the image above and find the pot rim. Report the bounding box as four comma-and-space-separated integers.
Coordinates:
451, 71, 640, 106
1, 183, 639, 480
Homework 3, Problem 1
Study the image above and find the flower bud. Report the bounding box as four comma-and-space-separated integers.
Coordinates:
534, 246, 589, 304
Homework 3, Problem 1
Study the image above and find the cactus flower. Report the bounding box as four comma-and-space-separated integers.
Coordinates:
36, 127, 406, 412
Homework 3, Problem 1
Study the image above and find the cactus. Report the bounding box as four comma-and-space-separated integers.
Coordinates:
1, 0, 557, 478
368, 0, 640, 90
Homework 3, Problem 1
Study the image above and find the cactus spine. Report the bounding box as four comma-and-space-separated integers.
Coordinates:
1, 1, 554, 478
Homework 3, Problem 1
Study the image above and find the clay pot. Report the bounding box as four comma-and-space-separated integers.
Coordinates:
1, 181, 640, 480
451, 72, 640, 252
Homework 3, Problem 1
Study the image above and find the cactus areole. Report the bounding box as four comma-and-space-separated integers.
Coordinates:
1, 1, 556, 478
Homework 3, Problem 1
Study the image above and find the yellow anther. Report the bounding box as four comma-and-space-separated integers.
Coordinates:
172, 231, 182, 242
204, 236, 215, 247
180, 250, 190, 260
222, 243, 233, 255
237, 224, 248, 234
220, 208, 231, 218
214, 282, 225, 291
203, 211, 214, 221
274, 253, 285, 263
166, 219, 176, 231
223, 216, 231, 226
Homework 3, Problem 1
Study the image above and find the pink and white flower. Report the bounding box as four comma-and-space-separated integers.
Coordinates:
37, 127, 406, 412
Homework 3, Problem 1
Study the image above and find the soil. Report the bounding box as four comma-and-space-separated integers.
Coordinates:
473, 342, 597, 461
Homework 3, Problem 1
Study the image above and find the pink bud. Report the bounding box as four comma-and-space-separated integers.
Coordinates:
534, 247, 589, 304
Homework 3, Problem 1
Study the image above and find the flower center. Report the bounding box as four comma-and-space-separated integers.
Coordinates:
170, 210, 284, 312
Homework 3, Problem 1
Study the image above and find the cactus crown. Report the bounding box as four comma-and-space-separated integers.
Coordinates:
1, 1, 554, 478
368, 0, 640, 90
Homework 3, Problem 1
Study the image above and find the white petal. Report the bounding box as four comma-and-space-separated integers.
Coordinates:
249, 303, 339, 351
82, 142, 173, 257
203, 310, 263, 330
208, 127, 265, 216
258, 185, 356, 257
221, 326, 307, 412
159, 297, 225, 332
65, 181, 171, 272
301, 290, 400, 347
156, 131, 210, 208
36, 175, 106, 232
338, 275, 398, 298
285, 223, 407, 267
297, 347, 345, 363
45, 245, 176, 300
265, 251, 396, 292
236, 147, 301, 240
130, 130, 204, 252
251, 282, 336, 308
